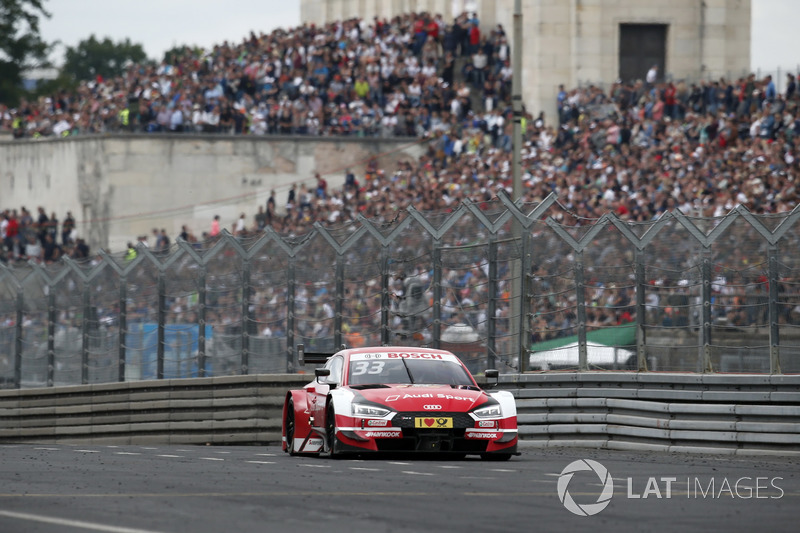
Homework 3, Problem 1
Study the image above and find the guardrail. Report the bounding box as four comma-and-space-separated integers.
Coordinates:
506, 373, 800, 456
1, 373, 799, 455
0, 375, 308, 445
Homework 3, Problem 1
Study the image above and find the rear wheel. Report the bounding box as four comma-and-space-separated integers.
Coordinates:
326, 403, 340, 458
285, 399, 298, 455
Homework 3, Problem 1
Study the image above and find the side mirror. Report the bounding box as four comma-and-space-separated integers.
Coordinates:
315, 368, 331, 383
484, 369, 499, 388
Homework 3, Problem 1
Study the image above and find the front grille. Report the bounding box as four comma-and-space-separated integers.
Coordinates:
392, 411, 474, 428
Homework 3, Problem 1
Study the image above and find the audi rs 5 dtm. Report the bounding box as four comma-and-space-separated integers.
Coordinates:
282, 346, 518, 459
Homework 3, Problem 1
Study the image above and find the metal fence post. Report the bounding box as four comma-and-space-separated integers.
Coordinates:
334, 255, 344, 349
14, 289, 23, 388
47, 289, 56, 387
635, 249, 648, 371
380, 246, 390, 346
768, 244, 781, 374
157, 270, 165, 380
118, 279, 127, 382
286, 257, 296, 371
575, 251, 588, 371
197, 267, 207, 377
241, 260, 251, 375
487, 234, 498, 370
518, 229, 532, 372
432, 238, 442, 349
701, 252, 713, 372
82, 281, 90, 384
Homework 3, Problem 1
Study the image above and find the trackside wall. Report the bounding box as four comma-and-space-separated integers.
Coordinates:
1, 373, 798, 455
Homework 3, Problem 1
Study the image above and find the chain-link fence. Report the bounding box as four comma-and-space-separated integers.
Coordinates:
2, 192, 800, 388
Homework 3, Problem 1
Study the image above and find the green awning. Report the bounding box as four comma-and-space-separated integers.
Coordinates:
531, 324, 636, 352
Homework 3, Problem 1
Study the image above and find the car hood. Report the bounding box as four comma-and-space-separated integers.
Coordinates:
351, 384, 490, 412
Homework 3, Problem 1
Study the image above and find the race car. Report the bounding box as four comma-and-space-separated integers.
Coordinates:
281, 345, 518, 460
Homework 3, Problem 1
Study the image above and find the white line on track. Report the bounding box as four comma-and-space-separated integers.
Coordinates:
199, 457, 224, 461
0, 510, 167, 533
349, 467, 382, 471
254, 453, 276, 457
33, 447, 59, 451
212, 451, 231, 454
438, 465, 462, 469
156, 455, 183, 458
491, 469, 515, 472
74, 449, 99, 453
140, 447, 158, 450
388, 461, 411, 465
300, 464, 330, 468
544, 473, 561, 477
402, 471, 434, 476
246, 461, 276, 465
115, 452, 141, 456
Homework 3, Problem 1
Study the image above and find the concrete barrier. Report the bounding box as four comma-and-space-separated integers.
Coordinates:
1, 372, 799, 455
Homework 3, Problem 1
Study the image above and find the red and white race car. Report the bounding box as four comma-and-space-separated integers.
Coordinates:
282, 346, 518, 460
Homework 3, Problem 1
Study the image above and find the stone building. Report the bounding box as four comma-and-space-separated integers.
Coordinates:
300, 0, 751, 121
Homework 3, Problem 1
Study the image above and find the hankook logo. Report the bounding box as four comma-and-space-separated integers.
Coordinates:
422, 404, 442, 410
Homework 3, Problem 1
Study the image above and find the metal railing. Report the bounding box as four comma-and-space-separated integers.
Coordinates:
2, 192, 800, 388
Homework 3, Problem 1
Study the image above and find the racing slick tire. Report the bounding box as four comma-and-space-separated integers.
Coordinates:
326, 403, 342, 459
285, 399, 299, 456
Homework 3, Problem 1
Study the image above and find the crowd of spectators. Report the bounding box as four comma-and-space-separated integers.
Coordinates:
3, 11, 800, 359
0, 12, 510, 139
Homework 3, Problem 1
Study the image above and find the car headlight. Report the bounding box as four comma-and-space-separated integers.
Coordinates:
472, 404, 502, 418
352, 403, 391, 418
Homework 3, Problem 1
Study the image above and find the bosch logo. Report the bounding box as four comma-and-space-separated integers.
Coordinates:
423, 405, 442, 410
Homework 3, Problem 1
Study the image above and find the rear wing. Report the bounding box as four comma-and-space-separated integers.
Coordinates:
296, 344, 346, 366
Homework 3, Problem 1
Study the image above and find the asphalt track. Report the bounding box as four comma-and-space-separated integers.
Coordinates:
0, 444, 797, 533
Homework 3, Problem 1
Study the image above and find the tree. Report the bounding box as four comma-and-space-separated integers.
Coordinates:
62, 35, 148, 82
0, 0, 52, 105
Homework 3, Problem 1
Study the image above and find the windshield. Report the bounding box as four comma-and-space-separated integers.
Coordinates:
348, 358, 474, 386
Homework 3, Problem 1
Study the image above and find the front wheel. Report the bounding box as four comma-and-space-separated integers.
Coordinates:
326, 403, 340, 458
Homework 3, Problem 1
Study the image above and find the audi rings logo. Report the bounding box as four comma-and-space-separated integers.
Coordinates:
557, 459, 614, 516
422, 405, 442, 410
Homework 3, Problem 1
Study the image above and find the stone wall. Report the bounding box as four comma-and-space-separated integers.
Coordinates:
0, 134, 425, 253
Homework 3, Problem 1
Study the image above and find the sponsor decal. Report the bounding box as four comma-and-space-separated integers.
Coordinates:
363, 429, 402, 438
465, 431, 498, 439
423, 405, 442, 410
366, 419, 390, 427
478, 420, 496, 428
350, 353, 384, 361
436, 394, 474, 401
414, 417, 453, 429
390, 393, 476, 401
387, 353, 443, 359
